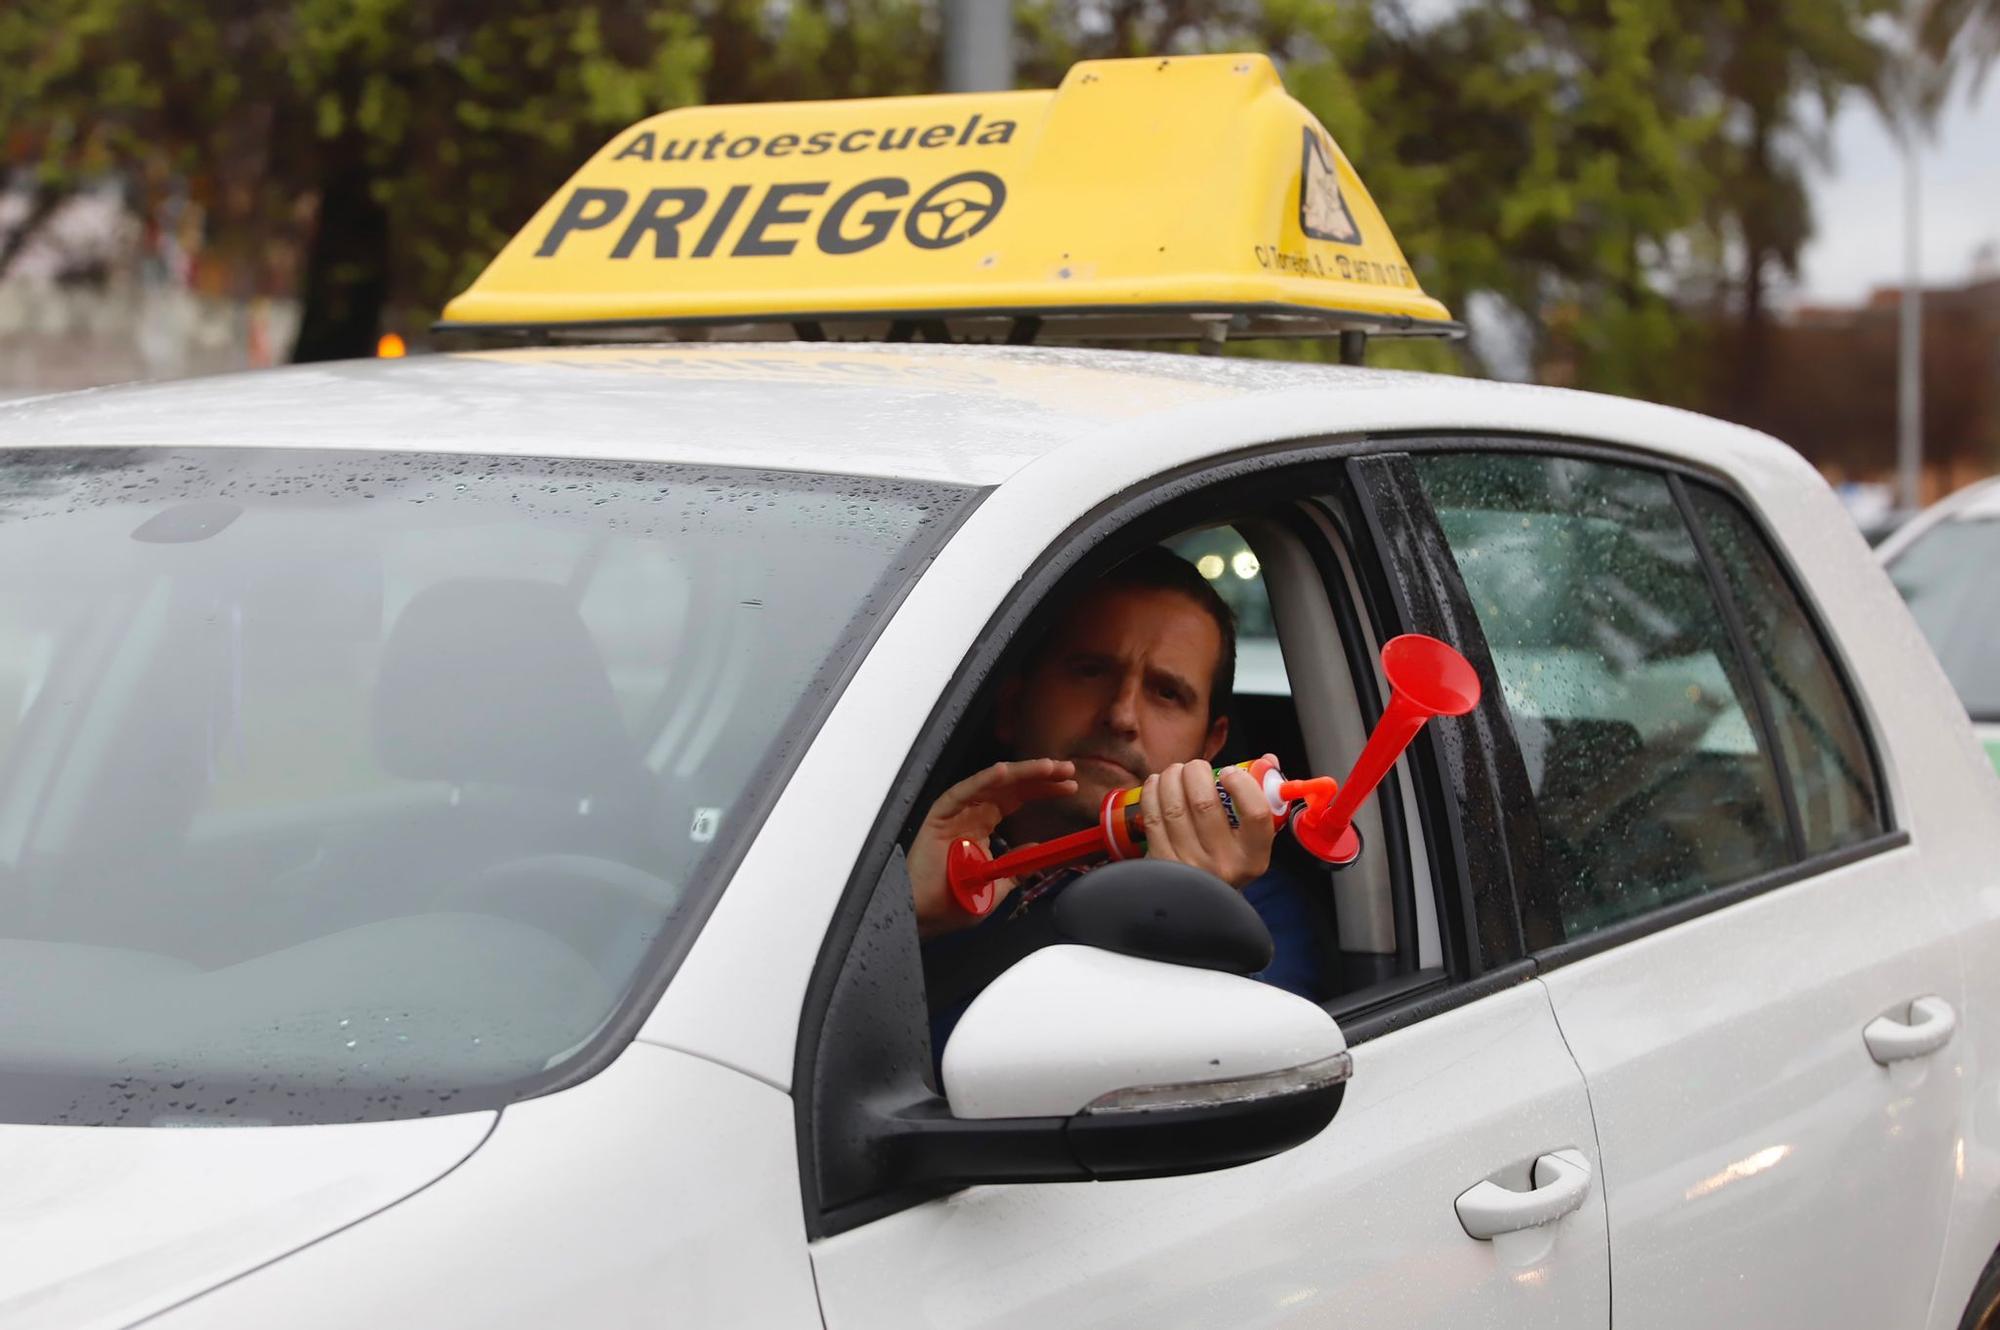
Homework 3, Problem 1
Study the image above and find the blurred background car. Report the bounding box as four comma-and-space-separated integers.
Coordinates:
1834, 480, 1919, 546
1880, 475, 2000, 771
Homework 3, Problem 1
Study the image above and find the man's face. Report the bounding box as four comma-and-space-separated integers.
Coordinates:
998, 584, 1228, 832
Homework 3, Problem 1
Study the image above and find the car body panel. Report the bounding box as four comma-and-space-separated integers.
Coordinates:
147, 1042, 820, 1329
1521, 454, 2000, 1329
0, 1111, 492, 1330
1869, 478, 2000, 1323
0, 342, 1811, 494
0, 344, 1330, 487
811, 978, 1610, 1330
1538, 843, 1966, 1329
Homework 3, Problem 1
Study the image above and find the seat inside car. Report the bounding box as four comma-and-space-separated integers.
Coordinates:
293, 577, 658, 946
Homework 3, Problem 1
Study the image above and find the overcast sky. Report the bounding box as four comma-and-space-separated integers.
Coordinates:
1797, 76, 2000, 304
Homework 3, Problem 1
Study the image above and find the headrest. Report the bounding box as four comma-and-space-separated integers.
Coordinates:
373, 578, 636, 795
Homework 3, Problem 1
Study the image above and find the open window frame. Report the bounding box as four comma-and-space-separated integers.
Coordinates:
791, 439, 1540, 1239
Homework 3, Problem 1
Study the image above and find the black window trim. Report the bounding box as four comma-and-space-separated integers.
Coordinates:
1345, 452, 1539, 968
793, 433, 1520, 1237
1386, 431, 1905, 977
1338, 958, 1539, 1045
1670, 470, 1811, 863
1675, 474, 1897, 833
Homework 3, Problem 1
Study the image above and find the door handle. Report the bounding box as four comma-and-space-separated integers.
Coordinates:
1863, 996, 1957, 1065
1455, 1149, 1593, 1241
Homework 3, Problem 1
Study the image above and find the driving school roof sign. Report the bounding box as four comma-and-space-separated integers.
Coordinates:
439, 53, 1460, 343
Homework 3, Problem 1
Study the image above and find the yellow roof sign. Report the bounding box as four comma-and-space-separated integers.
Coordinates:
439, 53, 1459, 344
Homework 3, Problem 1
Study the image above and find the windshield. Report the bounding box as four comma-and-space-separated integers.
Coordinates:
1888, 516, 2000, 724
0, 448, 971, 1127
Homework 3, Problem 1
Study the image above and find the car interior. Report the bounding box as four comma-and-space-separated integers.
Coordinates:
912, 497, 1446, 1023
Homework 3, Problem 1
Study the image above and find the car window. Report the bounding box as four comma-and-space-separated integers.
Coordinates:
1689, 486, 1886, 853
1887, 515, 2000, 724
1168, 524, 1305, 784
197, 529, 706, 818
1169, 526, 1289, 698
0, 447, 971, 1128
1412, 453, 1791, 939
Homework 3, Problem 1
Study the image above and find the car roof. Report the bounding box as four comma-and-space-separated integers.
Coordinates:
1950, 477, 2000, 519
0, 341, 1780, 490
1878, 475, 2000, 564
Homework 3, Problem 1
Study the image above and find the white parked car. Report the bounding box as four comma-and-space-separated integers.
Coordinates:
4, 51, 1998, 1330
1879, 475, 2000, 774
6, 338, 1999, 1330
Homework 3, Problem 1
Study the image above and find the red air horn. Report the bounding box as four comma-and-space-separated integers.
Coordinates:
945, 632, 1483, 917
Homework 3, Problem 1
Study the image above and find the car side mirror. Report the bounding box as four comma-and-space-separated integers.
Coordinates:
885, 861, 1350, 1188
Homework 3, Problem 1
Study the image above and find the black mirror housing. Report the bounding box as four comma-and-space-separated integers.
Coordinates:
1052, 858, 1275, 974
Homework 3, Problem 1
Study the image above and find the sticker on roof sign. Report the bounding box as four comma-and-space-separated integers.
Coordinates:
607, 113, 1019, 162
1299, 130, 1361, 245
531, 170, 1009, 263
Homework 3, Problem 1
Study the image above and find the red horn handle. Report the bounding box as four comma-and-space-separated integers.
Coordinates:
946, 824, 1110, 917
942, 757, 1288, 918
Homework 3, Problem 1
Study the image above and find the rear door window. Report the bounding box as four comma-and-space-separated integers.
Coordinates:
1412, 453, 1792, 938
1686, 486, 1886, 853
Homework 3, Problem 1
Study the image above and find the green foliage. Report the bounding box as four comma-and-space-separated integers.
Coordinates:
1016, 1, 1718, 396
0, 0, 1896, 392
1923, 0, 2000, 89
0, 1, 932, 347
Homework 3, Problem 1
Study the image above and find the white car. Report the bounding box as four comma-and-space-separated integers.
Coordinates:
5, 339, 1999, 1330
5, 51, 2000, 1330
1879, 476, 2000, 774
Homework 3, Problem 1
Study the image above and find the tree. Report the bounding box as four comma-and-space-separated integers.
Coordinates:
1666, 0, 1892, 429
1922, 0, 2000, 88
0, 1, 934, 361
1016, 1, 1716, 397
0, 0, 1904, 399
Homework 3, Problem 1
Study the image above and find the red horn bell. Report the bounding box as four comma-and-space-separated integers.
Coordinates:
1289, 634, 1481, 865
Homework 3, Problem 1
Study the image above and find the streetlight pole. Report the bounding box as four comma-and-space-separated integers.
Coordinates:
1898, 113, 1924, 511
942, 0, 1013, 93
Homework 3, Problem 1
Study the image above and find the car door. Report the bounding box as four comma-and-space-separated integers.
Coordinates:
1406, 446, 1964, 1329
802, 459, 1612, 1329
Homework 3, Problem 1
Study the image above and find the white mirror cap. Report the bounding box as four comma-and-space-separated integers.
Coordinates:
942, 944, 1348, 1121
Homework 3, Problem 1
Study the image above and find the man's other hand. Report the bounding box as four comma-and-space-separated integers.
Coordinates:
1138, 760, 1277, 888
908, 759, 1078, 938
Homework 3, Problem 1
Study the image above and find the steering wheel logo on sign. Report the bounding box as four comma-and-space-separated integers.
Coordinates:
905, 172, 1008, 249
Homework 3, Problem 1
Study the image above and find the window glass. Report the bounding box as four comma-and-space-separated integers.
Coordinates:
1887, 516, 2000, 723
1691, 487, 1886, 852
1169, 525, 1287, 698
1414, 453, 1791, 938
0, 447, 970, 1128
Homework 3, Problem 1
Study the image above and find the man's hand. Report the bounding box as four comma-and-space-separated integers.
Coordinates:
908, 759, 1078, 938
1138, 759, 1276, 888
